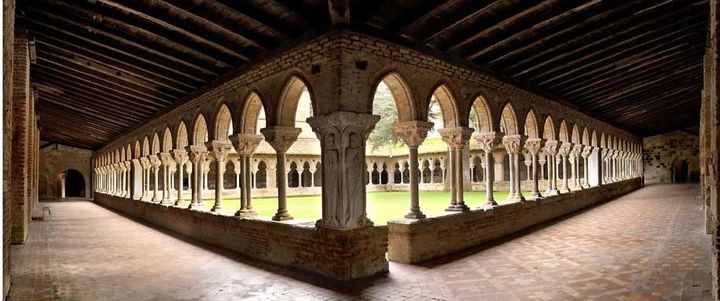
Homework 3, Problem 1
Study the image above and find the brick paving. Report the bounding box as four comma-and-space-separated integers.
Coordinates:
9, 184, 712, 300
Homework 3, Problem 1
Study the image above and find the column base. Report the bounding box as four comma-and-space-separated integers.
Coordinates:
160, 198, 174, 205
544, 189, 559, 196
235, 209, 257, 218
404, 210, 426, 219
483, 199, 498, 206
174, 199, 184, 206
211, 204, 223, 212
445, 203, 469, 212
272, 210, 293, 221
529, 192, 542, 200
506, 195, 526, 203
559, 187, 571, 193
188, 201, 205, 210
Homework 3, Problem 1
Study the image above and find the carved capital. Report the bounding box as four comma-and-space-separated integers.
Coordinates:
229, 133, 264, 156
139, 157, 150, 169
206, 140, 233, 162
148, 155, 162, 168
581, 145, 593, 157
260, 126, 301, 153
307, 111, 380, 141
558, 142, 574, 156
543, 140, 559, 156
159, 152, 175, 166
123, 160, 132, 170
186, 145, 208, 164
524, 138, 545, 155
473, 131, 504, 153
502, 134, 527, 154
438, 127, 474, 150
392, 121, 433, 148
172, 149, 188, 164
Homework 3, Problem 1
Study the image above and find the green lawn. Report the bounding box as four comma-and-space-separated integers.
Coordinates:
192, 191, 518, 225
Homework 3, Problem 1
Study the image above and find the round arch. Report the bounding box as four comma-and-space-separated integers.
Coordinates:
64, 169, 86, 198
277, 75, 315, 127
471, 96, 493, 132
500, 102, 518, 135
374, 72, 416, 123
430, 84, 460, 128
239, 92, 265, 135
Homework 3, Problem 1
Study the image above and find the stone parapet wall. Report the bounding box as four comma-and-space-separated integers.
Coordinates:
94, 194, 388, 281
387, 178, 641, 263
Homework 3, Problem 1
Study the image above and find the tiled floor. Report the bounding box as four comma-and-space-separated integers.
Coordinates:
9, 184, 712, 300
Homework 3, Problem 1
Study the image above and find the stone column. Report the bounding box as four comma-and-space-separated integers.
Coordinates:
149, 155, 161, 202
544, 142, 559, 195
439, 127, 474, 211
393, 121, 433, 219
186, 145, 208, 210
581, 146, 592, 187
184, 161, 193, 201
307, 111, 380, 229
207, 141, 232, 212
476, 132, 503, 206
525, 138, 544, 199
159, 153, 174, 205
502, 134, 526, 202
524, 155, 532, 181
139, 158, 149, 200
261, 126, 302, 221
572, 144, 584, 190
230, 133, 263, 217
559, 142, 573, 193
202, 159, 210, 190
125, 161, 132, 197
60, 173, 66, 198
172, 150, 188, 205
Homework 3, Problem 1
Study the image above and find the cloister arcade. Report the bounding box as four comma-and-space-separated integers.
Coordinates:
93, 70, 643, 224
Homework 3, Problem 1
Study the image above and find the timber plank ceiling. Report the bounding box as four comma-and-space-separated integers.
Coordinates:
17, 0, 707, 149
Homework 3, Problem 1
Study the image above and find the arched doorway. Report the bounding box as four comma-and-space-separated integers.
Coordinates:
65, 169, 85, 197
672, 158, 689, 183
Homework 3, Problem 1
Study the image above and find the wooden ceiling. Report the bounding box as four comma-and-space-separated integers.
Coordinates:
18, 0, 707, 149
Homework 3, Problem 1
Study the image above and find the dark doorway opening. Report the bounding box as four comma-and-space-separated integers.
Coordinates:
65, 169, 85, 197
672, 159, 689, 183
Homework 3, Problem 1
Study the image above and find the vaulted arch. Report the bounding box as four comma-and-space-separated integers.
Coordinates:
214, 104, 233, 141
500, 103, 518, 135
240, 92, 265, 135
162, 127, 173, 152
277, 75, 314, 127
431, 84, 459, 128
471, 96, 493, 132
559, 120, 569, 142
193, 114, 209, 146
524, 109, 539, 138
376, 72, 416, 123
543, 116, 556, 140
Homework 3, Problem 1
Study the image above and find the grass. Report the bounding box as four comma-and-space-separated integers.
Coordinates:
192, 190, 519, 225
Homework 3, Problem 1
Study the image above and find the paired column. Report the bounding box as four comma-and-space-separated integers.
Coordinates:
207, 141, 233, 212
159, 153, 174, 205
558, 142, 573, 193
172, 150, 188, 205
307, 111, 380, 229
186, 145, 208, 210
525, 138, 544, 199
544, 141, 560, 195
571, 144, 584, 190
261, 126, 302, 221
502, 134, 526, 202
439, 127, 474, 212
149, 155, 162, 202
581, 146, 592, 188
476, 132, 503, 205
230, 133, 264, 217
393, 121, 433, 219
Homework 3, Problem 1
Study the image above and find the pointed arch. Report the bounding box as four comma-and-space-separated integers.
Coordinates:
134, 140, 141, 159
571, 124, 580, 144
277, 75, 314, 127
214, 104, 233, 141
600, 133, 606, 148
376, 72, 416, 123
524, 109, 539, 138
193, 114, 209, 146
240, 92, 265, 134
500, 103, 518, 135
543, 116, 556, 140
471, 96, 493, 132
125, 145, 131, 161
151, 132, 160, 154
162, 127, 173, 152
558, 120, 569, 142
582, 127, 589, 145
176, 121, 188, 149
431, 84, 459, 128
591, 130, 598, 147
115, 149, 120, 163
142, 136, 150, 156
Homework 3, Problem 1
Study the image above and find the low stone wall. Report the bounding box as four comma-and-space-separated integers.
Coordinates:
387, 178, 642, 263
94, 194, 388, 281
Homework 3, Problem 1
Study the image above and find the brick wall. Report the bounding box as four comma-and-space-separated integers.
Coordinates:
3, 0, 15, 296
93, 195, 388, 281
11, 33, 29, 244
387, 179, 642, 263
39, 144, 93, 198
643, 131, 699, 184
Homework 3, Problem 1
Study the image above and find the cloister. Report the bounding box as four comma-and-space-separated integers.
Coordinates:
3, 0, 717, 299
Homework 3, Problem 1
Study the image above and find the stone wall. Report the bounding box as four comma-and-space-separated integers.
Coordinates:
93, 195, 388, 281
643, 131, 699, 184
11, 32, 30, 244
387, 179, 641, 263
39, 144, 93, 199
3, 0, 15, 296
